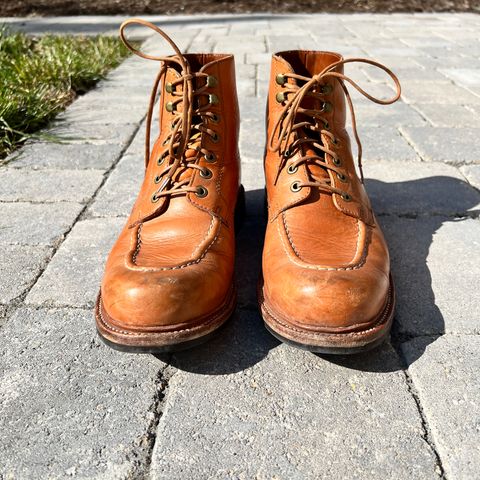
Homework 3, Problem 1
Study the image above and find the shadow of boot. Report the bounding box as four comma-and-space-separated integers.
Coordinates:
319, 174, 480, 372
161, 188, 280, 375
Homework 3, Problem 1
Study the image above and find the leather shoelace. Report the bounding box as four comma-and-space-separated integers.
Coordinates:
269, 58, 401, 198
120, 19, 219, 206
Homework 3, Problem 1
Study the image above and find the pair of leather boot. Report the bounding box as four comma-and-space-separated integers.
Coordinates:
95, 19, 401, 354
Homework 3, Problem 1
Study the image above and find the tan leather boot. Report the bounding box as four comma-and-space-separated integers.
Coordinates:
259, 51, 401, 354
95, 20, 243, 352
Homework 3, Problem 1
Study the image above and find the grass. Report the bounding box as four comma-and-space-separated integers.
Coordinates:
0, 27, 131, 158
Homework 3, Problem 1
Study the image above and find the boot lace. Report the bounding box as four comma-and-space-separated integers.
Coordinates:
120, 19, 220, 212
269, 58, 401, 201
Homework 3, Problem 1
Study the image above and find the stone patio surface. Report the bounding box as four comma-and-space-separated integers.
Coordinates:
0, 12, 479, 480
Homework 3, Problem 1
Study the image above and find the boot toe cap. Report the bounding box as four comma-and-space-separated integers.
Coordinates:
264, 267, 390, 331
100, 266, 229, 330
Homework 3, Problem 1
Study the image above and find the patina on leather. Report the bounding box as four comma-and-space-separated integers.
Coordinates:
259, 50, 401, 353
95, 19, 241, 351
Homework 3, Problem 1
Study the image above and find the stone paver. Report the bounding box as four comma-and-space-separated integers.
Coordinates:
88, 153, 144, 218
26, 218, 124, 308
400, 127, 480, 165
45, 121, 138, 145
0, 202, 83, 246
380, 216, 480, 336
412, 103, 480, 128
0, 307, 165, 479
1, 12, 480, 479
0, 169, 104, 203
461, 164, 480, 190
402, 336, 480, 479
152, 316, 439, 479
365, 161, 480, 215
355, 127, 418, 162
0, 245, 52, 304
7, 142, 126, 170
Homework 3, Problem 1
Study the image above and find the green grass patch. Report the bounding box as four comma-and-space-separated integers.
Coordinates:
0, 27, 131, 158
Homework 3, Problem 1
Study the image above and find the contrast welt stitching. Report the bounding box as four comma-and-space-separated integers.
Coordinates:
97, 287, 234, 337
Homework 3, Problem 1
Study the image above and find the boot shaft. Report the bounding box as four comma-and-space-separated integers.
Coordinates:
157, 53, 240, 169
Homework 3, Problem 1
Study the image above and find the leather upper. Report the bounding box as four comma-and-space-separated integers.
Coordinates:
100, 53, 241, 329
262, 51, 392, 330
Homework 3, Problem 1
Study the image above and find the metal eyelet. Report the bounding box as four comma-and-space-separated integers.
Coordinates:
332, 157, 342, 167
165, 82, 173, 93
205, 152, 216, 163
200, 168, 212, 179
162, 137, 170, 146
341, 192, 352, 202
165, 101, 175, 112
209, 93, 219, 105
211, 114, 220, 124
211, 132, 220, 143
323, 121, 330, 130
287, 164, 298, 174
276, 92, 286, 103
206, 75, 217, 88
157, 153, 166, 165
337, 172, 348, 183
290, 181, 301, 192
151, 193, 160, 203
195, 185, 208, 198
154, 174, 161, 184
332, 137, 340, 146
275, 74, 286, 86
321, 84, 333, 95
322, 101, 333, 113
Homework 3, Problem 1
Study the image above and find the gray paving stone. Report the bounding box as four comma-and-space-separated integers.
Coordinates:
362, 66, 450, 84
0, 306, 7, 327
246, 52, 271, 65
0, 202, 83, 246
214, 38, 267, 54
365, 160, 480, 215
401, 336, 480, 479
45, 121, 138, 145
0, 169, 104, 203
26, 218, 124, 308
380, 216, 480, 336
88, 153, 143, 218
398, 81, 480, 105
354, 127, 418, 162
7, 142, 125, 170
412, 103, 480, 128
236, 78, 256, 97
56, 103, 146, 125
0, 307, 164, 479
0, 245, 52, 303
235, 63, 256, 79
239, 97, 266, 164
439, 68, 480, 87
151, 319, 439, 479
355, 101, 426, 127
400, 127, 480, 165
460, 164, 480, 190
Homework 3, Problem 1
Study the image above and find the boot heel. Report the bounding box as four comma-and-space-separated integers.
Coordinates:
234, 184, 246, 231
